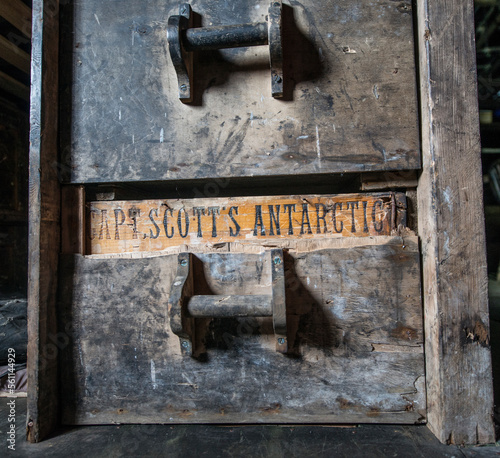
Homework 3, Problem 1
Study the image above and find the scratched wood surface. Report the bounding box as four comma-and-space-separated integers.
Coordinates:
59, 0, 419, 183
58, 236, 425, 425
27, 0, 61, 443
416, 0, 495, 445
87, 192, 406, 254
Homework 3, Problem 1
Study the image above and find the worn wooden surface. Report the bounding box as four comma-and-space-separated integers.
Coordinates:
62, 186, 85, 255
27, 0, 60, 444
87, 192, 406, 254
0, 0, 32, 38
59, 236, 425, 425
417, 0, 495, 445
60, 0, 419, 183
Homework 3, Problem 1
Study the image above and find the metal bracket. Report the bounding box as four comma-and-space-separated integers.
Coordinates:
168, 250, 287, 356
167, 2, 283, 103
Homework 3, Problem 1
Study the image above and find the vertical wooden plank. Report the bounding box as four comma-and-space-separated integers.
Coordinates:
61, 186, 85, 255
417, 0, 495, 445
27, 0, 60, 443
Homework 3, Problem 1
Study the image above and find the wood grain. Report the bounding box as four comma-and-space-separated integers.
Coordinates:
58, 236, 425, 425
0, 35, 31, 74
60, 0, 419, 183
87, 193, 405, 254
0, 0, 32, 38
27, 0, 60, 444
0, 70, 29, 101
417, 0, 495, 445
61, 186, 85, 255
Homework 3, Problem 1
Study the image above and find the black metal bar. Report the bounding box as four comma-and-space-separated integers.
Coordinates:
183, 22, 268, 52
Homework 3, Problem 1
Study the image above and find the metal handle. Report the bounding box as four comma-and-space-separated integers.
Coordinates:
168, 250, 287, 356
167, 2, 283, 102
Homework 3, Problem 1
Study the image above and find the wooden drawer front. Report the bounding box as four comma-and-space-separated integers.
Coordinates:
59, 236, 425, 425
60, 0, 419, 183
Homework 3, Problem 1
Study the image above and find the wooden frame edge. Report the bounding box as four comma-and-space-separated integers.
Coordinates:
27, 0, 60, 443
416, 0, 496, 445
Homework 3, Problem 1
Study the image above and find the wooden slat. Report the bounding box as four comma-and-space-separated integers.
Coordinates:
87, 193, 406, 255
0, 0, 32, 38
417, 0, 495, 445
27, 0, 60, 444
361, 171, 418, 191
0, 35, 31, 74
0, 70, 29, 100
61, 185, 85, 254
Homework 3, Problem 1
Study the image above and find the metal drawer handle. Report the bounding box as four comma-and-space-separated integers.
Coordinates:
167, 2, 283, 103
168, 249, 287, 356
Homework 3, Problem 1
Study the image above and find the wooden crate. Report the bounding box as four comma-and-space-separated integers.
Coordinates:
28, 0, 495, 445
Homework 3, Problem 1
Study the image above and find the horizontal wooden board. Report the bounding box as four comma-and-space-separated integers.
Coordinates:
88, 192, 406, 254
60, 0, 420, 183
58, 236, 425, 425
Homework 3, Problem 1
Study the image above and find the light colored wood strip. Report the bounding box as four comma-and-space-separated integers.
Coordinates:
87, 193, 405, 255
371, 344, 423, 354
0, 0, 32, 38
0, 69, 29, 100
0, 35, 30, 73
417, 0, 495, 445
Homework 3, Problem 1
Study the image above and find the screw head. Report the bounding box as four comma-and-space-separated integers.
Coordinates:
181, 340, 190, 348
274, 256, 282, 265
180, 259, 188, 266
180, 6, 187, 15
278, 338, 285, 344
180, 84, 187, 92
273, 75, 282, 84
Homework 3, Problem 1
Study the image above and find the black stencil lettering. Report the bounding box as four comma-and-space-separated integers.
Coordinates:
208, 207, 220, 238
229, 206, 241, 237
193, 207, 205, 237
315, 203, 328, 234
346, 201, 359, 233
89, 210, 99, 240
372, 200, 384, 232
163, 208, 174, 238
268, 205, 281, 236
128, 208, 141, 239
283, 204, 296, 235
99, 210, 111, 240
333, 202, 343, 233
362, 201, 369, 232
253, 205, 266, 236
300, 203, 312, 235
177, 208, 190, 238
114, 209, 125, 240
148, 208, 160, 239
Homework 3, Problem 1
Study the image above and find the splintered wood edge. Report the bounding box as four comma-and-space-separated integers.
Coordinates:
83, 235, 418, 259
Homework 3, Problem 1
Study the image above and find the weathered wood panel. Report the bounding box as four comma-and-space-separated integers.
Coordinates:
87, 192, 406, 254
59, 236, 425, 425
417, 0, 495, 445
60, 0, 419, 183
27, 0, 60, 444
